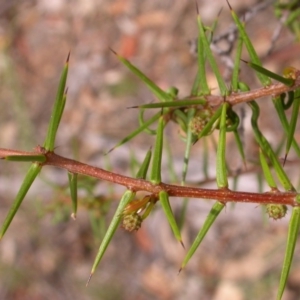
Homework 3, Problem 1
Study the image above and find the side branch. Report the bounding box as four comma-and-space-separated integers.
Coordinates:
206, 75, 300, 107
1, 147, 298, 206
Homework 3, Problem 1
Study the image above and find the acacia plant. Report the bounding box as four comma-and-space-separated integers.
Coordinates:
0, 2, 300, 299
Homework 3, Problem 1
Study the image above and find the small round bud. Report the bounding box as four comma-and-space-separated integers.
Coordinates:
122, 213, 142, 232
189, 106, 214, 135
283, 66, 298, 80
189, 115, 206, 135
266, 204, 287, 220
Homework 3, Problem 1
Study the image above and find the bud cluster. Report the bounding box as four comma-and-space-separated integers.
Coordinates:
266, 204, 288, 220
189, 105, 214, 136
122, 213, 143, 232
121, 195, 156, 232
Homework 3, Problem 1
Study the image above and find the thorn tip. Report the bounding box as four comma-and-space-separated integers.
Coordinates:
283, 153, 288, 167
194, 1, 199, 15
217, 7, 223, 17
109, 47, 117, 55
226, 0, 232, 10
66, 51, 71, 63
180, 240, 185, 249
86, 273, 93, 286
106, 148, 114, 155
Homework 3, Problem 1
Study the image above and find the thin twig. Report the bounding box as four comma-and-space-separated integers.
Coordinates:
185, 73, 300, 107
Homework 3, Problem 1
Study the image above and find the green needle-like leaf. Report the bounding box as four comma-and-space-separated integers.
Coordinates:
88, 149, 153, 282
195, 17, 210, 95
129, 98, 206, 109
5, 155, 46, 163
191, 69, 203, 97
173, 109, 188, 133
272, 96, 300, 157
138, 109, 157, 135
202, 137, 209, 179
227, 1, 271, 86
285, 90, 300, 163
182, 108, 196, 183
54, 88, 68, 134
173, 109, 188, 125
197, 15, 228, 96
277, 207, 300, 300
233, 130, 246, 169
248, 101, 294, 191
44, 53, 69, 151
180, 201, 225, 271
0, 163, 41, 239
164, 138, 179, 183
216, 103, 229, 188
191, 8, 220, 95
68, 172, 78, 219
194, 105, 223, 143
107, 111, 161, 153
208, 9, 221, 42
231, 36, 244, 92
88, 190, 135, 283
178, 109, 196, 230
242, 60, 295, 86
259, 148, 277, 189
135, 148, 152, 179
111, 49, 172, 102
150, 115, 166, 184
159, 190, 184, 247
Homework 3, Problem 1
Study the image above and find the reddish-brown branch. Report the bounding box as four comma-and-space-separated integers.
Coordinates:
1, 77, 300, 207
1, 147, 298, 207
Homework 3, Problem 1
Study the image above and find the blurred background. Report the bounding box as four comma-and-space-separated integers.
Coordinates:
0, 0, 300, 299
